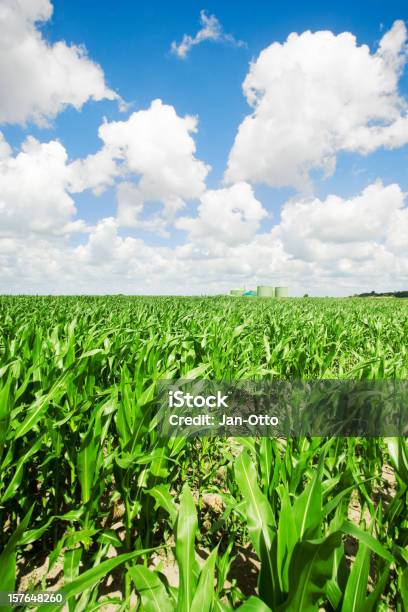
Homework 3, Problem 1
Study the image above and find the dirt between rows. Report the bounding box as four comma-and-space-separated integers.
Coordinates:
16, 464, 397, 610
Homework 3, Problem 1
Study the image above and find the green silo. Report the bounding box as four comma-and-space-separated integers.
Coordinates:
257, 286, 275, 297
275, 286, 288, 297
230, 289, 244, 296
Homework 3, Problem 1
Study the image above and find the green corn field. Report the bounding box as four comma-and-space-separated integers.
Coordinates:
1, 295, 408, 611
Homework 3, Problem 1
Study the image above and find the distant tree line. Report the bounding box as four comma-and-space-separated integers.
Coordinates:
355, 290, 408, 298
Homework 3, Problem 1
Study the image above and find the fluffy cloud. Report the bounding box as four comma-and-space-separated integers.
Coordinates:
3, 177, 405, 296
0, 136, 77, 236
1, 182, 408, 295
68, 148, 120, 196
273, 181, 408, 263
69, 98, 209, 204
70, 218, 184, 291
0, 99, 211, 239
83, 99, 211, 228
177, 182, 267, 249
226, 20, 408, 189
171, 10, 245, 59
0, 132, 114, 237
115, 182, 179, 235
115, 182, 145, 228
0, 132, 12, 158
0, 0, 118, 125
1, 11, 408, 296
93, 178, 402, 292
99, 100, 209, 201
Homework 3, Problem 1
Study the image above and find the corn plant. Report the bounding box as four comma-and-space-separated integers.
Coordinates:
0, 295, 408, 609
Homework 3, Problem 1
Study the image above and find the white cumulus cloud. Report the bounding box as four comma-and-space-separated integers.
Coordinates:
0, 100, 211, 240
115, 182, 178, 235
171, 10, 246, 59
68, 147, 120, 196
99, 99, 210, 200
0, 136, 76, 236
1, 180, 408, 295
0, 0, 119, 125
1, 12, 408, 297
177, 182, 267, 249
226, 20, 408, 190
273, 181, 408, 263
0, 132, 112, 237
95, 99, 210, 228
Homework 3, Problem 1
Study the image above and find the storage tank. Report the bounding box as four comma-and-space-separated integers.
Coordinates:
275, 286, 288, 298
257, 286, 275, 298
230, 289, 244, 296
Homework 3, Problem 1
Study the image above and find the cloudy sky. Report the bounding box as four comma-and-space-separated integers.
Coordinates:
1, 0, 407, 295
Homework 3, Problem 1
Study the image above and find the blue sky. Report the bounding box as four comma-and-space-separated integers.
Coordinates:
6, 1, 407, 182
0, 1, 408, 294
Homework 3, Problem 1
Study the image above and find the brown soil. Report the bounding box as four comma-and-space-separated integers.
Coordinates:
14, 460, 399, 610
